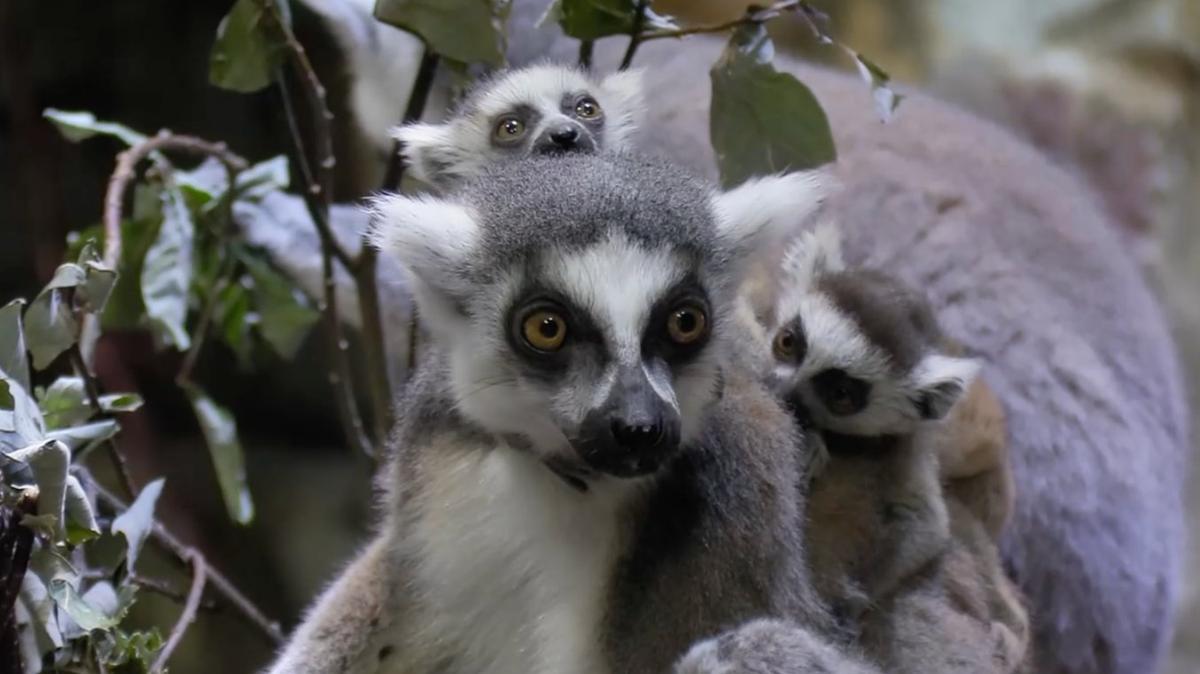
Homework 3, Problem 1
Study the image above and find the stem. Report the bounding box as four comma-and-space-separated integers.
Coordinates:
379, 51, 440, 192
92, 483, 285, 646
619, 0, 651, 70
639, 0, 802, 41
176, 258, 236, 389
578, 39, 595, 70
262, 0, 374, 457
130, 574, 219, 611
150, 551, 207, 673
0, 493, 37, 638
69, 344, 138, 498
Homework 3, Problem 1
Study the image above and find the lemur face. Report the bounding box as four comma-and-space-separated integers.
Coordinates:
394, 65, 644, 190
767, 225, 980, 437
370, 155, 828, 480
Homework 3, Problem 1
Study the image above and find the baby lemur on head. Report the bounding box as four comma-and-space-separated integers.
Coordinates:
394, 64, 643, 189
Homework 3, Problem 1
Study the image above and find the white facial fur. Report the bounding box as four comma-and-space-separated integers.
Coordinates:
768, 223, 980, 436
369, 167, 826, 471
394, 65, 644, 188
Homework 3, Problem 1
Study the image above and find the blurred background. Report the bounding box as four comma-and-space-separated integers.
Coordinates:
0, 1, 1196, 672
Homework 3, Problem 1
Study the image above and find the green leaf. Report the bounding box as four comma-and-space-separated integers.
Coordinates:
549, 0, 677, 40
43, 109, 147, 147
49, 579, 122, 632
100, 393, 144, 413
376, 0, 510, 66
77, 239, 119, 315
845, 49, 902, 122
46, 419, 118, 457
24, 263, 87, 369
98, 628, 164, 670
236, 155, 290, 200
10, 440, 71, 539
241, 254, 318, 360
141, 184, 195, 350
210, 0, 288, 93
64, 475, 101, 544
39, 377, 92, 430
111, 478, 164, 574
18, 570, 65, 651
0, 299, 31, 392
216, 277, 255, 368
709, 24, 836, 188
186, 388, 254, 524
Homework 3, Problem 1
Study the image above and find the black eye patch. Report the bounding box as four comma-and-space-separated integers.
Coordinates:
642, 277, 712, 365
811, 369, 871, 417
503, 287, 606, 378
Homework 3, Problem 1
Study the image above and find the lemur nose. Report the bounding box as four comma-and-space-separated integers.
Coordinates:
550, 126, 579, 146
610, 419, 666, 452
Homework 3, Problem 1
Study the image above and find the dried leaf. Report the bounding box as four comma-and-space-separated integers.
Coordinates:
710, 23, 836, 188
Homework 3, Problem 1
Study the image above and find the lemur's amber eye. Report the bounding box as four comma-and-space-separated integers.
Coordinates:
495, 116, 526, 140
773, 330, 797, 360
667, 305, 708, 345
574, 96, 602, 119
522, 310, 567, 351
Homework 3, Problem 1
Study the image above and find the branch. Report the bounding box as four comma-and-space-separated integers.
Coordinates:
150, 551, 206, 674
0, 493, 37, 638
578, 39, 595, 70
619, 0, 651, 70
69, 344, 138, 499
263, 1, 373, 458
92, 483, 285, 646
638, 0, 802, 42
101, 131, 248, 272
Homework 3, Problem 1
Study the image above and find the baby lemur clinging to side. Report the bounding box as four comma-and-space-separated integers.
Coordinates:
759, 224, 1029, 669
393, 64, 643, 190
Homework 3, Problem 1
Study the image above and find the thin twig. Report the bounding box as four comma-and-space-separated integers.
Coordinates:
150, 550, 207, 673
131, 574, 219, 611
176, 260, 235, 389
578, 39, 595, 70
639, 0, 802, 41
380, 51, 440, 192
619, 0, 651, 70
92, 483, 285, 646
262, 0, 374, 458
101, 131, 248, 272
69, 344, 138, 498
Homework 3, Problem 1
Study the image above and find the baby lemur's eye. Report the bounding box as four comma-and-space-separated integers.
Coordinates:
494, 115, 526, 140
667, 304, 708, 345
812, 369, 871, 417
773, 329, 801, 362
521, 309, 568, 352
574, 96, 602, 120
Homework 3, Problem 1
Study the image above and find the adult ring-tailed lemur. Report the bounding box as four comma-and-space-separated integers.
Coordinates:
289, 3, 1191, 674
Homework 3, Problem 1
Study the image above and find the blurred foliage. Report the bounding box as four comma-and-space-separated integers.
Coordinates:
2, 0, 901, 671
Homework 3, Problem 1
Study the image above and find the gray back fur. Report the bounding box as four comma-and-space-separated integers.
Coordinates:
543, 33, 1189, 674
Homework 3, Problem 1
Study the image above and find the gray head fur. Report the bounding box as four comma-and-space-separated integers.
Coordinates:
370, 152, 828, 479
767, 224, 981, 437
394, 64, 644, 189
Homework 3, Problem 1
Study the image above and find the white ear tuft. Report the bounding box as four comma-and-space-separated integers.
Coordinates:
909, 354, 982, 420
780, 219, 845, 288
710, 169, 835, 257
367, 193, 480, 297
391, 122, 460, 187
598, 69, 645, 150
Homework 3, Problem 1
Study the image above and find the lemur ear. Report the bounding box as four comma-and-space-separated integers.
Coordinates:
909, 354, 981, 420
780, 220, 845, 289
367, 193, 480, 299
598, 69, 645, 148
710, 169, 834, 262
391, 122, 460, 187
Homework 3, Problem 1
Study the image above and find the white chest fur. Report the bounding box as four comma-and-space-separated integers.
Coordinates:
405, 444, 629, 674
